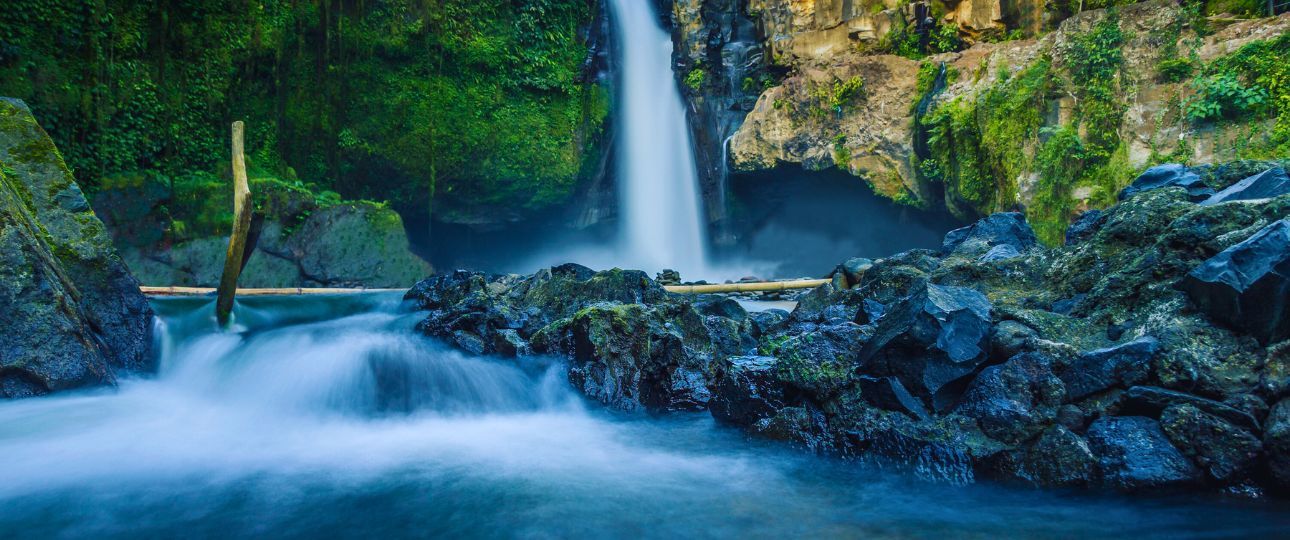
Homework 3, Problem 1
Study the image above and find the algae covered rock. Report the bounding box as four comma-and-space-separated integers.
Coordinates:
0, 98, 153, 397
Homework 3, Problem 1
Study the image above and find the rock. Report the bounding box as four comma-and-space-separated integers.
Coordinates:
655, 269, 681, 285
692, 296, 747, 321
859, 298, 887, 324
839, 257, 874, 287
1180, 219, 1290, 344
1122, 386, 1261, 432
560, 303, 713, 412
286, 203, 432, 287
1065, 209, 1107, 246
0, 99, 154, 398
989, 320, 1038, 360
772, 323, 870, 397
1200, 167, 1290, 206
754, 405, 833, 453
1118, 164, 1214, 202
862, 282, 994, 411
979, 244, 1022, 262
1059, 337, 1160, 401
941, 212, 1038, 259
857, 376, 930, 421
1086, 416, 1202, 491
954, 352, 1066, 444
1009, 426, 1098, 488
1266, 399, 1290, 490
710, 356, 785, 426
1159, 404, 1261, 485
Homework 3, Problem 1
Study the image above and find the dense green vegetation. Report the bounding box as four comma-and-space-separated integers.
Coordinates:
1185, 31, 1289, 157
0, 0, 607, 233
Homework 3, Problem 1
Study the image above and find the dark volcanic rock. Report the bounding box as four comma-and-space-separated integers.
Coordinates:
0, 98, 154, 398
772, 323, 871, 397
1200, 167, 1290, 206
996, 425, 1097, 488
1118, 163, 1214, 202
861, 282, 994, 411
1060, 337, 1160, 401
1121, 386, 1260, 432
857, 376, 930, 421
710, 356, 784, 426
1180, 219, 1290, 344
941, 212, 1038, 259
1086, 416, 1202, 490
954, 352, 1066, 444
1267, 399, 1290, 491
1065, 209, 1107, 246
1159, 403, 1261, 485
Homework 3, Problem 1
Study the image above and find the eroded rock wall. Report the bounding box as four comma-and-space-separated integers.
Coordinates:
719, 0, 1288, 241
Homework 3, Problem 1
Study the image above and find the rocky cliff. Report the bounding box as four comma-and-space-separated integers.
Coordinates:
405, 159, 1290, 495
0, 99, 153, 398
679, 0, 1287, 243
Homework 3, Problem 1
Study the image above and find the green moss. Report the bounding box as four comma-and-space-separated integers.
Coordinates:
923, 60, 1052, 213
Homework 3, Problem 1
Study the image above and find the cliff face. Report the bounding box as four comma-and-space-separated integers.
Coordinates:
0, 99, 153, 398
682, 0, 1288, 242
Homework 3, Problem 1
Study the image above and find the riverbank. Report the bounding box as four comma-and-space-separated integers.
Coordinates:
405, 159, 1290, 496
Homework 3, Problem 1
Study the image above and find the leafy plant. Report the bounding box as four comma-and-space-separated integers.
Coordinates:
1185, 73, 1269, 121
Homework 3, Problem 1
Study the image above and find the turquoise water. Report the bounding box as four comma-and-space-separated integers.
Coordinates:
0, 294, 1286, 539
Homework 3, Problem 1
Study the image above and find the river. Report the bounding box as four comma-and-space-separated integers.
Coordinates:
0, 294, 1286, 538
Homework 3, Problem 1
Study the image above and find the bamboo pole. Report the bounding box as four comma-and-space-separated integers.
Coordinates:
215, 121, 253, 327
663, 279, 830, 294
143, 286, 407, 297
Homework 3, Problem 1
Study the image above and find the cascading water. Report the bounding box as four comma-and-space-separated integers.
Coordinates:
0, 296, 1288, 537
609, 0, 707, 277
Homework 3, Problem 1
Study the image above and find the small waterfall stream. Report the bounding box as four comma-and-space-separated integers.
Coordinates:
609, 0, 707, 277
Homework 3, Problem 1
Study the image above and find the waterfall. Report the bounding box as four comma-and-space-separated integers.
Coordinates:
609, 0, 707, 277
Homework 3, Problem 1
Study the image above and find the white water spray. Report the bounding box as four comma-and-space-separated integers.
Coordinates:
609, 0, 707, 277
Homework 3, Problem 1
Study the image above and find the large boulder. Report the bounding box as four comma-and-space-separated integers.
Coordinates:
993, 425, 1097, 488
1121, 386, 1260, 432
280, 203, 431, 287
1200, 167, 1290, 206
1086, 416, 1202, 491
1059, 337, 1160, 401
954, 352, 1066, 444
0, 98, 154, 397
861, 282, 994, 411
771, 323, 870, 398
1159, 404, 1261, 486
941, 212, 1038, 259
1180, 219, 1290, 344
1118, 164, 1214, 202
710, 356, 785, 426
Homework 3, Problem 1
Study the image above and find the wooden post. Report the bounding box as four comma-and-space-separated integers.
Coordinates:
215, 121, 253, 327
